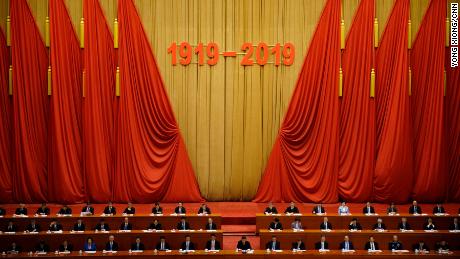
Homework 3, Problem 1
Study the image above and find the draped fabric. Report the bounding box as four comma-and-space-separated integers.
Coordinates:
83, 0, 116, 202
253, 0, 341, 203
410, 0, 447, 202
338, 0, 375, 202
113, 0, 203, 202
0, 29, 13, 203
10, 0, 49, 202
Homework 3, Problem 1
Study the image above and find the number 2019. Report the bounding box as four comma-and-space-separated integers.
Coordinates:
241, 42, 294, 66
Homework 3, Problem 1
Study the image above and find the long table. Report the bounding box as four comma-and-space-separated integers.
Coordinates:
0, 214, 221, 232
259, 230, 460, 251
0, 230, 223, 251
1, 250, 459, 259
256, 214, 459, 232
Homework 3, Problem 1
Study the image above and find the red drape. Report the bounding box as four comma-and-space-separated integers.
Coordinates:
10, 0, 49, 202
0, 29, 13, 203
373, 0, 413, 203
338, 0, 375, 202
113, 0, 203, 203
82, 0, 116, 202
410, 0, 447, 202
253, 0, 341, 203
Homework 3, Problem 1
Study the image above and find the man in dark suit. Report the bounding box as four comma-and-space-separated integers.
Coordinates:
413, 241, 429, 252
123, 202, 136, 215
177, 217, 191, 230
48, 220, 63, 231
449, 218, 459, 230
236, 236, 252, 250
131, 237, 145, 251
389, 235, 403, 250
58, 240, 73, 252
314, 235, 329, 250
120, 217, 133, 230
265, 236, 281, 250
155, 236, 171, 251
424, 218, 436, 230
398, 217, 411, 230
148, 219, 162, 230
291, 239, 306, 250
5, 221, 17, 232
105, 235, 119, 251
373, 218, 387, 230
339, 236, 354, 250
198, 204, 211, 214
433, 204, 445, 214
284, 202, 299, 214
409, 200, 422, 214
205, 218, 217, 230
363, 202, 375, 214
264, 202, 278, 214
320, 217, 332, 230
7, 242, 21, 254
26, 220, 41, 232
95, 219, 110, 231
0, 207, 6, 216
180, 235, 195, 251
268, 218, 283, 230
36, 203, 50, 216
386, 203, 398, 214
35, 241, 50, 253
58, 205, 72, 215
365, 236, 379, 251
175, 202, 186, 214
15, 203, 27, 216
152, 202, 163, 214
348, 218, 362, 230
205, 234, 221, 250
312, 204, 326, 214
436, 241, 450, 251
73, 219, 85, 231
81, 202, 94, 215
103, 202, 116, 215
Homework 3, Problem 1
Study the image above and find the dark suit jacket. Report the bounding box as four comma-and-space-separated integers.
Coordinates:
131, 242, 145, 251
265, 241, 281, 250
314, 241, 329, 250
8, 244, 21, 253
449, 223, 459, 230
348, 223, 362, 230
58, 244, 73, 252
105, 241, 119, 251
174, 206, 186, 214
268, 222, 283, 230
81, 206, 94, 214
73, 223, 85, 231
365, 242, 380, 250
373, 223, 387, 230
35, 244, 50, 252
339, 241, 354, 250
148, 223, 162, 230
177, 222, 190, 230
180, 241, 195, 250
152, 207, 163, 214
312, 206, 325, 214
398, 222, 411, 230
205, 240, 221, 250
389, 241, 403, 250
26, 223, 41, 232
433, 206, 445, 214
58, 208, 72, 215
264, 207, 278, 214
284, 207, 299, 214
320, 222, 332, 230
103, 206, 116, 215
291, 241, 306, 250
198, 207, 211, 214
363, 206, 375, 214
205, 223, 217, 230
5, 225, 17, 232
387, 207, 398, 213
36, 207, 50, 215
424, 224, 436, 230
236, 241, 252, 250
95, 223, 110, 231
0, 208, 5, 216
436, 243, 450, 250
409, 206, 422, 214
123, 207, 136, 214
155, 241, 171, 250
413, 243, 429, 251
15, 208, 27, 215
120, 223, 133, 230
49, 223, 63, 231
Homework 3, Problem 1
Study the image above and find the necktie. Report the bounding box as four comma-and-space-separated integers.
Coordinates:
378, 223, 381, 229
86, 207, 90, 212
183, 223, 185, 230
321, 242, 324, 249
274, 223, 277, 228
210, 224, 212, 229
272, 242, 276, 250
345, 242, 348, 250
137, 244, 139, 250
371, 243, 374, 250
297, 243, 301, 249
368, 207, 370, 213
414, 206, 417, 213
110, 242, 113, 250
325, 222, 327, 229
318, 206, 320, 212
211, 241, 215, 250
186, 242, 189, 250
161, 242, 164, 250
296, 223, 299, 229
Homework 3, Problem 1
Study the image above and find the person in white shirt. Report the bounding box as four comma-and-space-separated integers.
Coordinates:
338, 202, 350, 215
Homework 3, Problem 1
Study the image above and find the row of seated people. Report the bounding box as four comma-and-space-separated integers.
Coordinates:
268, 217, 460, 231
2, 217, 218, 232
265, 201, 459, 215
4, 234, 221, 253
7, 202, 211, 216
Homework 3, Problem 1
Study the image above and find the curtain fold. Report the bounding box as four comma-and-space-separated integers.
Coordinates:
113, 0, 203, 202
10, 0, 49, 202
338, 0, 375, 202
82, 0, 116, 202
253, 0, 341, 203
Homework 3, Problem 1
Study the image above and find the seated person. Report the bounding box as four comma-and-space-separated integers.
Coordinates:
435, 241, 450, 251
59, 240, 73, 252
339, 235, 354, 251
413, 241, 429, 252
373, 218, 386, 230
148, 219, 162, 230
36, 203, 50, 216
365, 236, 379, 251
48, 220, 63, 231
175, 202, 186, 214
120, 217, 133, 230
284, 202, 299, 214
315, 235, 329, 250
348, 218, 362, 230
81, 202, 94, 215
291, 218, 303, 230
433, 203, 445, 214
131, 237, 145, 251
292, 239, 306, 250
205, 234, 221, 250
26, 219, 41, 232
312, 204, 326, 214
0, 207, 6, 216
386, 203, 398, 214
103, 202, 116, 215
177, 216, 191, 230
264, 202, 278, 214
389, 235, 403, 250
151, 202, 163, 214
58, 205, 72, 215
409, 200, 422, 214
265, 236, 281, 250
268, 217, 283, 230
198, 203, 211, 214
5, 221, 17, 232
398, 217, 411, 230
320, 217, 332, 230
123, 202, 136, 215
73, 219, 85, 231
105, 235, 119, 251
338, 202, 350, 215
15, 203, 28, 216
155, 236, 171, 251
205, 217, 217, 230
424, 218, 436, 230
449, 217, 459, 230
363, 202, 375, 214
35, 241, 50, 253
236, 236, 252, 250
180, 235, 195, 251
95, 219, 110, 231
84, 237, 97, 252
7, 242, 21, 254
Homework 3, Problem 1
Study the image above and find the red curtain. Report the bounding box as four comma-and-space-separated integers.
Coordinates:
10, 0, 49, 202
113, 0, 203, 203
253, 0, 341, 203
338, 0, 375, 202
82, 0, 116, 202
410, 0, 447, 202
0, 29, 13, 203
